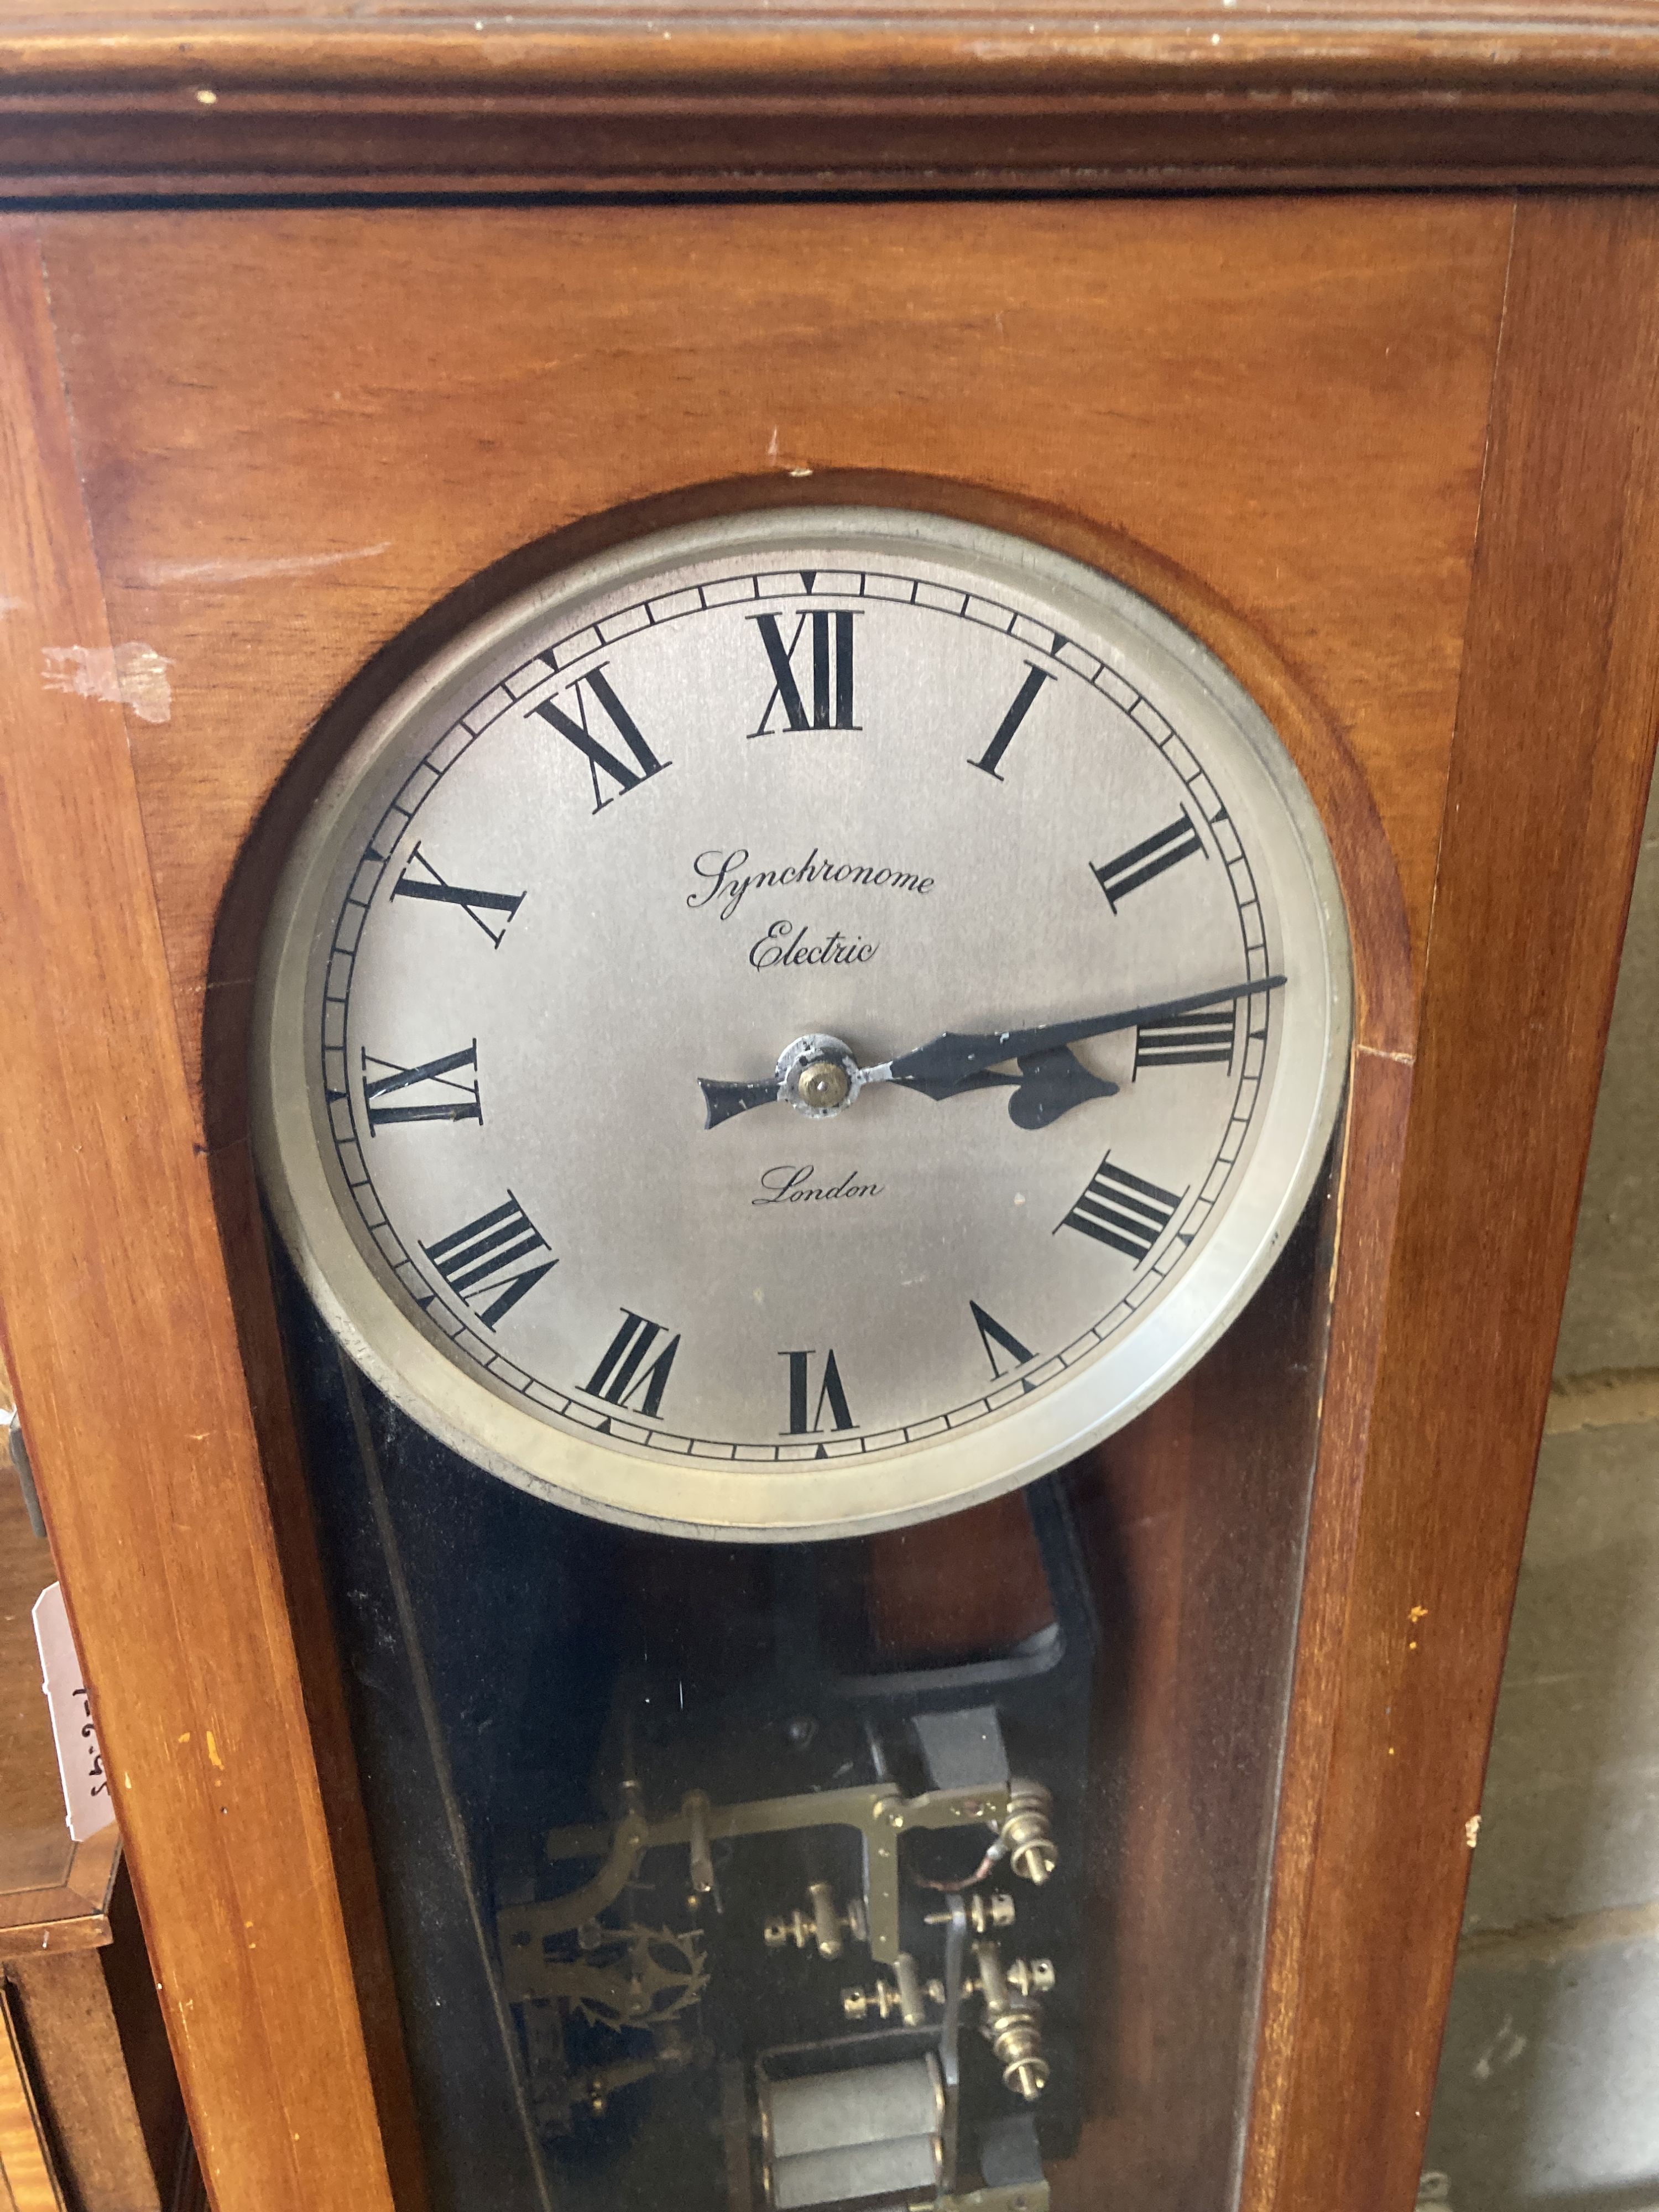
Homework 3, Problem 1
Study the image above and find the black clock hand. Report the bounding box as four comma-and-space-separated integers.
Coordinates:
877, 977, 1286, 1098
700, 977, 1284, 1129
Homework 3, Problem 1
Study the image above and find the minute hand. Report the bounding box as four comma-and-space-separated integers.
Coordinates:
878, 977, 1287, 1099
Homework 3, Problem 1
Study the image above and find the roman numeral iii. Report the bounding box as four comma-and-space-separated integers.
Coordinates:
781, 1348, 855, 1433
749, 611, 858, 734
531, 665, 669, 811
1091, 807, 1205, 910
390, 842, 524, 946
1058, 1156, 1182, 1264
421, 1194, 556, 1328
1134, 1001, 1237, 1073
360, 1041, 482, 1131
586, 1311, 681, 1418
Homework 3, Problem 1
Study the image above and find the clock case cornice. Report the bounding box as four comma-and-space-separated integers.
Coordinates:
2, 5, 1659, 198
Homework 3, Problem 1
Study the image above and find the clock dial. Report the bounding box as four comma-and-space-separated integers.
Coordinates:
255, 510, 1350, 1536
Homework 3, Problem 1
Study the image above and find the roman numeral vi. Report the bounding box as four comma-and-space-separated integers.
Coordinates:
781, 1348, 855, 1434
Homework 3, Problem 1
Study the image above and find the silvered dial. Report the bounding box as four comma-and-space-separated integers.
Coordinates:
254, 509, 1350, 1538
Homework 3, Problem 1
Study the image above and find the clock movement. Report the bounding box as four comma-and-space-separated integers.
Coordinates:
0, 18, 1656, 2212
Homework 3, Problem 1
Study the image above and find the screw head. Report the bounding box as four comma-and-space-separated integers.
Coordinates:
796, 1058, 851, 1110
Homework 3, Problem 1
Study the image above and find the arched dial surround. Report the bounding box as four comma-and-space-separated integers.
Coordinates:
254, 510, 1352, 1538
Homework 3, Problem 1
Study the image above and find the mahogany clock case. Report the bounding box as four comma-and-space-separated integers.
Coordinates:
0, 189, 1655, 2212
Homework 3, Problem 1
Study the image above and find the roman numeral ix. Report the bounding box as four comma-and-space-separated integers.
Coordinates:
782, 1348, 855, 1435
390, 842, 524, 947
531, 666, 669, 811
968, 664, 1055, 781
749, 609, 859, 735
1091, 807, 1206, 911
421, 1194, 556, 1328
1134, 1001, 1237, 1074
1058, 1156, 1182, 1265
586, 1311, 681, 1420
361, 1041, 482, 1131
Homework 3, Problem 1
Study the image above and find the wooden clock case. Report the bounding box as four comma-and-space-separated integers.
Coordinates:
1, 17, 1657, 2212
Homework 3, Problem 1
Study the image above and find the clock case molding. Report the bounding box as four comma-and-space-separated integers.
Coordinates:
0, 171, 1655, 2212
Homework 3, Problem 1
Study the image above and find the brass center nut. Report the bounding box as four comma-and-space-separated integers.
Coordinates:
797, 1058, 852, 1112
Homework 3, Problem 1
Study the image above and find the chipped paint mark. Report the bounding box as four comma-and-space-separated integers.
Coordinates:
0, 595, 24, 615
132, 540, 390, 587
1409, 1604, 1428, 1623
766, 425, 780, 462
788, 467, 814, 479
1547, 1366, 1659, 1434
1465, 1814, 1481, 1849
42, 643, 173, 725
177, 1731, 191, 1745
123, 1771, 132, 1790
1471, 2013, 1526, 2080
206, 1730, 224, 1771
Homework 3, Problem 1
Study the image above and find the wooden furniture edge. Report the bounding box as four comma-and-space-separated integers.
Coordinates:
0, 1827, 121, 1960
0, 218, 403, 2212
1245, 191, 1659, 2212
0, 15, 1657, 193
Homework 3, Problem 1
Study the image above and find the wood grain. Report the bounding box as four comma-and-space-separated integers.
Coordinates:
39, 194, 1502, 1120
1247, 194, 1659, 2212
3, 179, 1655, 2212
0, 7, 1656, 193
5, 1949, 161, 2212
0, 1983, 64, 2212
0, 223, 402, 2212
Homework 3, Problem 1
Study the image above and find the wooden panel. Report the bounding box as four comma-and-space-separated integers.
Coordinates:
0, 7, 1656, 194
1247, 195, 1659, 2212
0, 1983, 65, 2212
5, 1950, 161, 2212
40, 193, 1508, 1116
0, 226, 405, 2212
0, 1828, 119, 1963
0, 1412, 66, 1901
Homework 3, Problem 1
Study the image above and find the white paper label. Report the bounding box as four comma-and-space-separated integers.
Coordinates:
32, 1582, 116, 1843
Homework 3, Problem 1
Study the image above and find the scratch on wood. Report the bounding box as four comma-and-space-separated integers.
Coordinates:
41, 643, 173, 724
1356, 1042, 1416, 1065
129, 540, 392, 586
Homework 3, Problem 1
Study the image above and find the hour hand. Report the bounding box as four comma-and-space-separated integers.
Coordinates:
700, 1077, 784, 1131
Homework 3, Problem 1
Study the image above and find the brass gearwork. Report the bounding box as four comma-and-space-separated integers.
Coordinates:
764, 1882, 869, 1960
974, 1942, 1050, 2104
925, 1891, 1015, 1935
1000, 1781, 1058, 1886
